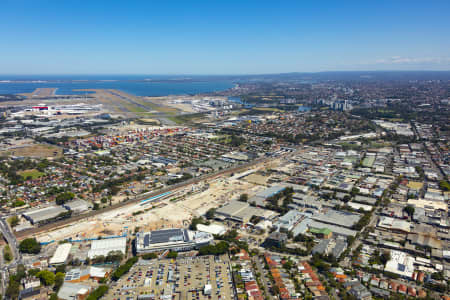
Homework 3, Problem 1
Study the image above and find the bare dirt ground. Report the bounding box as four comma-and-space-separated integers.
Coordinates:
0, 143, 62, 158
33, 167, 268, 243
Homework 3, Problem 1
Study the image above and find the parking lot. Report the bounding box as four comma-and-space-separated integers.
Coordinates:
105, 255, 234, 300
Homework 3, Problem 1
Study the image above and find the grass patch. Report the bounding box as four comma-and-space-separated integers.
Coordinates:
369, 141, 392, 148
3, 245, 13, 262
135, 118, 160, 125
167, 113, 206, 124
121, 102, 148, 113
19, 169, 45, 180
142, 99, 180, 115
252, 107, 282, 112
1, 144, 62, 158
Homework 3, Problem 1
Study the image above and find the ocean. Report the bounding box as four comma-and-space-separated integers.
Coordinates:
0, 75, 235, 96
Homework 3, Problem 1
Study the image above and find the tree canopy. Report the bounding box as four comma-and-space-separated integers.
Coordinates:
19, 238, 41, 254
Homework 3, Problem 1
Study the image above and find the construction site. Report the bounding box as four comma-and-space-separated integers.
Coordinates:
31, 161, 277, 244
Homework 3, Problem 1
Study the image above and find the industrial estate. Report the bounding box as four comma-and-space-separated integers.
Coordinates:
0, 72, 449, 300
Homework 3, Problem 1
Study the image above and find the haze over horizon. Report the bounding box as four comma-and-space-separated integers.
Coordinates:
1, 0, 449, 74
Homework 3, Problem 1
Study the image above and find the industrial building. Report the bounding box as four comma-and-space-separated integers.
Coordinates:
264, 232, 287, 248
274, 210, 303, 232
215, 200, 276, 223
62, 200, 92, 213
64, 266, 109, 283
22, 206, 68, 225
384, 250, 415, 278
196, 223, 227, 236
292, 217, 358, 237
49, 243, 72, 265
248, 185, 286, 207
135, 228, 213, 254
57, 282, 91, 300
377, 217, 411, 233
88, 237, 127, 259
311, 209, 361, 229
311, 237, 347, 257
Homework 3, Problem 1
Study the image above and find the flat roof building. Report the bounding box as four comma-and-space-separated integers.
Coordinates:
378, 217, 411, 233
57, 282, 91, 300
23, 206, 68, 225
407, 198, 447, 212
62, 200, 92, 213
311, 209, 361, 229
385, 250, 415, 278
215, 200, 276, 223
88, 237, 126, 259
136, 228, 213, 254
197, 224, 227, 236
274, 210, 303, 232
49, 243, 72, 265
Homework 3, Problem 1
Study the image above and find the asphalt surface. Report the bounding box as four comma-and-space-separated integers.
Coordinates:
252, 256, 274, 300
0, 218, 21, 265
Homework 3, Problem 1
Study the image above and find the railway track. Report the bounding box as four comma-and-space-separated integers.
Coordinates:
15, 155, 274, 239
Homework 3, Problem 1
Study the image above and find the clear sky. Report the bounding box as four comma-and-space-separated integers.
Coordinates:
1, 0, 449, 74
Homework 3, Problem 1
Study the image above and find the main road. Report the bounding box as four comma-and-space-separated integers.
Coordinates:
0, 218, 21, 264
15, 150, 297, 240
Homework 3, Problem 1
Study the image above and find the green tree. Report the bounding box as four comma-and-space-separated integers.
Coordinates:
404, 205, 415, 217
111, 257, 138, 281
36, 270, 55, 286
86, 285, 109, 300
28, 268, 40, 277
49, 294, 58, 300
238, 194, 248, 202
106, 250, 124, 262
19, 238, 41, 254
3, 245, 13, 262
205, 208, 216, 219
54, 272, 65, 291
55, 191, 75, 205
167, 251, 178, 259
438, 180, 450, 191
6, 277, 20, 300
142, 253, 157, 260
55, 264, 66, 273
350, 187, 360, 196
7, 216, 19, 227
189, 216, 208, 230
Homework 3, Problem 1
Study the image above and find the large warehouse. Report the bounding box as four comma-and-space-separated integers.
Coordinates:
49, 243, 72, 265
23, 206, 68, 225
88, 237, 127, 259
135, 228, 213, 254
215, 200, 277, 223
62, 200, 92, 213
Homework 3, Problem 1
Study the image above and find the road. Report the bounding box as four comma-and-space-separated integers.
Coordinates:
0, 217, 22, 297
0, 218, 20, 265
15, 150, 298, 240
252, 256, 274, 300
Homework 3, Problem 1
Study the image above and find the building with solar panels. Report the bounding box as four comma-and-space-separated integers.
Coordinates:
135, 228, 213, 254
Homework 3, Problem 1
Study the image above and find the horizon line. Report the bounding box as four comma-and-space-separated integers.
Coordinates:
1, 70, 450, 77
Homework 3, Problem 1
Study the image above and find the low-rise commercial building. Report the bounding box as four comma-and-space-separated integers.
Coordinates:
49, 243, 72, 265
136, 228, 213, 253
88, 237, 127, 259
23, 206, 69, 225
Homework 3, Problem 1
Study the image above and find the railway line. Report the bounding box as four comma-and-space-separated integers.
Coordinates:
14, 155, 277, 239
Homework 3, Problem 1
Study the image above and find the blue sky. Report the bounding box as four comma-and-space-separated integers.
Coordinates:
1, 0, 449, 74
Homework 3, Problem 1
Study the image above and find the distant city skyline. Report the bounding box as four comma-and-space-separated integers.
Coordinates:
1, 0, 449, 74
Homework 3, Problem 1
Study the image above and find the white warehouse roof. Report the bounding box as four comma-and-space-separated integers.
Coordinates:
49, 243, 72, 265
197, 224, 226, 235
88, 237, 126, 259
